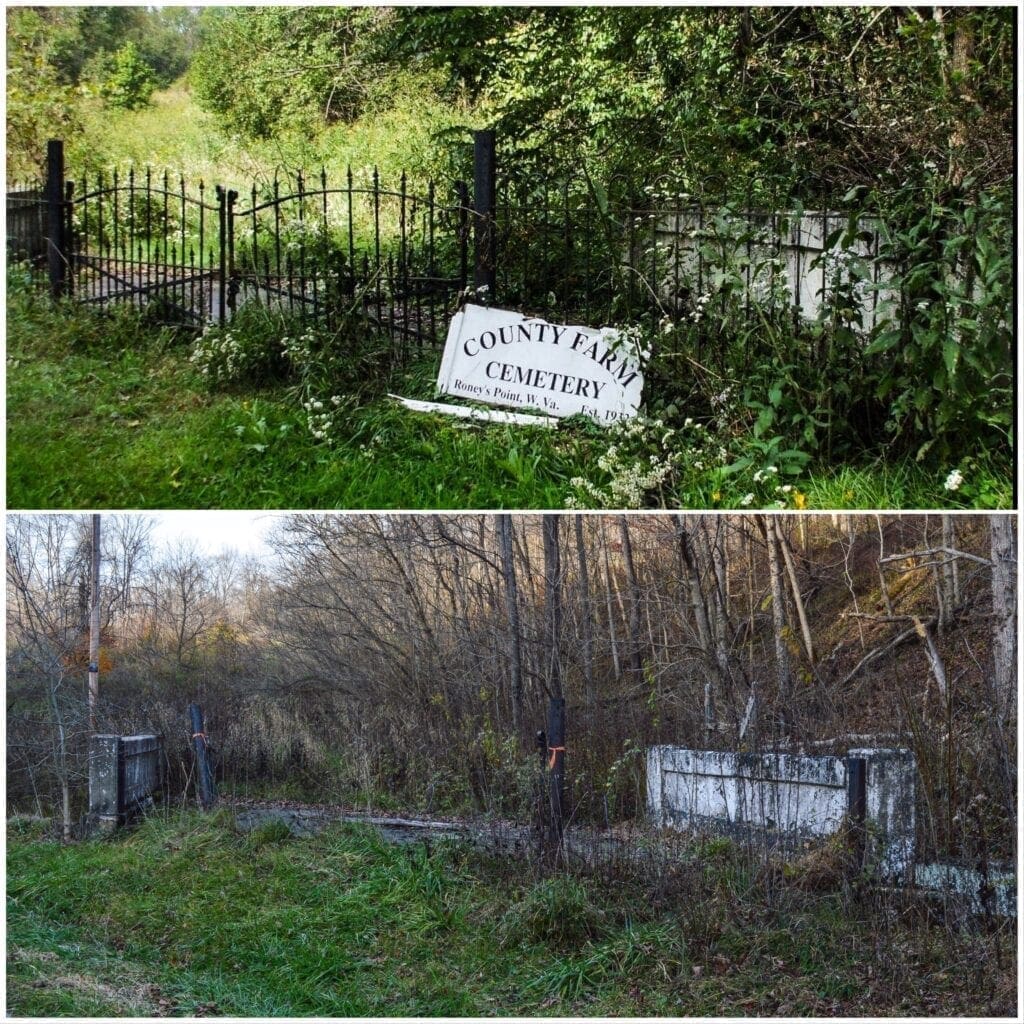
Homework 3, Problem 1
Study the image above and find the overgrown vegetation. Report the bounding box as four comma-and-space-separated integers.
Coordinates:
5, 7, 1014, 508
5, 814, 1016, 1017
6, 281, 1010, 511
7, 513, 1016, 869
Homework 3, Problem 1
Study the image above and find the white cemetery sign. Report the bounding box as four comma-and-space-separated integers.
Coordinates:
435, 304, 644, 425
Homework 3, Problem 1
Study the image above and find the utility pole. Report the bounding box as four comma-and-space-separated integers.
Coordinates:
88, 514, 101, 733
542, 515, 566, 850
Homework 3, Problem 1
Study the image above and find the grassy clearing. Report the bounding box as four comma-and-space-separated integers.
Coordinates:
68, 74, 474, 188
6, 812, 1015, 1018
7, 292, 1010, 511
5, 295, 575, 510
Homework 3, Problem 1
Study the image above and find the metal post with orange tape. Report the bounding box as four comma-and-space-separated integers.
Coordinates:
188, 702, 216, 810
546, 696, 566, 845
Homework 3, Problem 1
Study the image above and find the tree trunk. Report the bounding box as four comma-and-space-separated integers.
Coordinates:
938, 515, 960, 631
497, 514, 524, 736
764, 517, 793, 731
777, 520, 815, 667
990, 515, 1016, 722
618, 516, 644, 687
542, 516, 566, 855
599, 518, 622, 679
88, 514, 101, 732
676, 515, 725, 735
542, 515, 563, 700
574, 516, 596, 707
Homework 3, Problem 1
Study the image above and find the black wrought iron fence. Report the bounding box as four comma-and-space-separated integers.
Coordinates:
230, 168, 471, 348
70, 166, 224, 326
8, 135, 985, 364
6, 184, 47, 263
16, 140, 476, 346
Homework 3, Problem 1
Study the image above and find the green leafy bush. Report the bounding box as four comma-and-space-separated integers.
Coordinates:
864, 180, 1013, 462
101, 42, 155, 111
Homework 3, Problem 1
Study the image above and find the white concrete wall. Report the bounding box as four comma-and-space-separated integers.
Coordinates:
914, 862, 1017, 918
650, 747, 848, 837
848, 746, 916, 881
648, 745, 917, 880
651, 207, 901, 332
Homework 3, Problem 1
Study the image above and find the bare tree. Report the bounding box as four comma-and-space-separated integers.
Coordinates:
573, 515, 596, 707
762, 516, 792, 731
7, 516, 89, 839
618, 516, 644, 689
497, 514, 524, 735
989, 514, 1016, 722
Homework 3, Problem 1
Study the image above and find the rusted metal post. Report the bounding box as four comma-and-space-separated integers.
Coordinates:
846, 755, 867, 870
46, 139, 67, 298
473, 130, 496, 297
547, 697, 566, 847
188, 703, 216, 810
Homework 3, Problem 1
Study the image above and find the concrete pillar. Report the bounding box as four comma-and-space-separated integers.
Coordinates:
848, 747, 917, 881
89, 734, 122, 831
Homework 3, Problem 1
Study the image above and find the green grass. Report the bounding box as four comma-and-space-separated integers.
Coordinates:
5, 295, 578, 510
6, 812, 1015, 1017
6, 290, 1012, 510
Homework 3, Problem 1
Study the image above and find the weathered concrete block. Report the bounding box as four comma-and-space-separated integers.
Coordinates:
647, 745, 918, 880
89, 734, 122, 826
914, 861, 1017, 918
88, 733, 162, 828
120, 734, 161, 810
848, 747, 917, 881
648, 747, 848, 844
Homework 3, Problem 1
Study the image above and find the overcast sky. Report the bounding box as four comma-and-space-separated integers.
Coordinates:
145, 511, 283, 559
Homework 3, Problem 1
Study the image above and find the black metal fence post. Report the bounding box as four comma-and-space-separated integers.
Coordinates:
473, 130, 496, 297
455, 179, 470, 294
46, 139, 67, 299
188, 702, 216, 810
216, 186, 227, 325
546, 697, 566, 850
847, 755, 867, 870
63, 180, 75, 294
226, 188, 239, 313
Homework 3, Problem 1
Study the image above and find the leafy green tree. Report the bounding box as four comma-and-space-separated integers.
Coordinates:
134, 7, 203, 87
5, 8, 82, 178
101, 41, 156, 111
382, 6, 1014, 200
190, 7, 382, 139
45, 6, 143, 84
